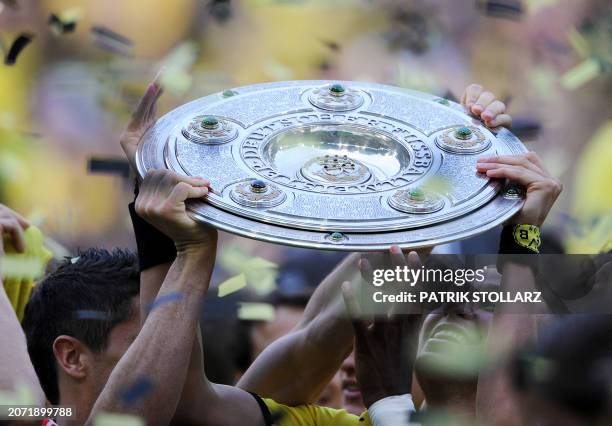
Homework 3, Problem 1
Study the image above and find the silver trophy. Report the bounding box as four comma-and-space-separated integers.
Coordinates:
136, 81, 526, 251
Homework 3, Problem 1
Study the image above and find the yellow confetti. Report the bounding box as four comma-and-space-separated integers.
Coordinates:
94, 413, 145, 426
560, 59, 601, 90
0, 383, 35, 405
237, 302, 276, 321
217, 273, 247, 297
567, 26, 591, 59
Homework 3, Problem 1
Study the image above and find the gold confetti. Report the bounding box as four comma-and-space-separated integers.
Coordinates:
94, 413, 145, 426
237, 302, 276, 321
217, 273, 247, 297
567, 26, 591, 59
560, 58, 601, 90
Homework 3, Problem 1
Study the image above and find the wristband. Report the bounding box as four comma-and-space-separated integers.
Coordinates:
368, 394, 415, 426
497, 224, 540, 274
129, 202, 176, 271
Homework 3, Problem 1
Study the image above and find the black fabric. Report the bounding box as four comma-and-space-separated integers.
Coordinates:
128, 202, 176, 271
248, 392, 274, 426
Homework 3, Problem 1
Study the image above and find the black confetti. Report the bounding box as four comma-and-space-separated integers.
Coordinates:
477, 0, 523, 20
4, 33, 34, 65
91, 25, 133, 57
48, 13, 78, 35
87, 157, 131, 178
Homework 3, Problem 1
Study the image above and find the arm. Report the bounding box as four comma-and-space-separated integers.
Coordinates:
0, 205, 46, 405
120, 79, 220, 424
343, 251, 424, 425
238, 254, 359, 405
87, 170, 266, 426
475, 152, 562, 425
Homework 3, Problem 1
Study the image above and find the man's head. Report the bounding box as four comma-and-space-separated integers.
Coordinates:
22, 248, 141, 405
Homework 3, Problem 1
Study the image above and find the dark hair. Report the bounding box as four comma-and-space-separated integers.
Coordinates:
22, 248, 140, 404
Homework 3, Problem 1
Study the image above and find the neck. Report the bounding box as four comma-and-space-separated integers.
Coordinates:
59, 385, 96, 425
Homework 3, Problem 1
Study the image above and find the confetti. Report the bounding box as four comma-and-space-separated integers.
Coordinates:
158, 41, 198, 95
4, 33, 34, 65
91, 26, 133, 57
0, 256, 45, 279
567, 27, 591, 59
87, 157, 131, 178
560, 58, 601, 90
74, 310, 112, 321
0, 383, 36, 405
237, 302, 275, 321
48, 9, 80, 35
318, 38, 341, 52
120, 377, 154, 406
218, 273, 247, 297
145, 292, 183, 314
94, 413, 145, 426
477, 0, 523, 19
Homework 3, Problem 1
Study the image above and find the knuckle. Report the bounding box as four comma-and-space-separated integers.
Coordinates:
468, 83, 483, 92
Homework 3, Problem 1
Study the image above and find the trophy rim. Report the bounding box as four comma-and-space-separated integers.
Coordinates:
136, 80, 527, 251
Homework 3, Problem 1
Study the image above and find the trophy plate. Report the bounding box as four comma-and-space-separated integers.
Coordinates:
136, 80, 526, 251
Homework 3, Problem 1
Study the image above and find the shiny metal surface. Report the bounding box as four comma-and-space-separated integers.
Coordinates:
137, 80, 527, 251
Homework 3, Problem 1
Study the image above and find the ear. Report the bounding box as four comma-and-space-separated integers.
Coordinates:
52, 335, 89, 380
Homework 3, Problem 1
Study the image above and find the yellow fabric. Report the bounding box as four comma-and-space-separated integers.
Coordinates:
2, 226, 52, 321
567, 121, 612, 253
263, 399, 372, 426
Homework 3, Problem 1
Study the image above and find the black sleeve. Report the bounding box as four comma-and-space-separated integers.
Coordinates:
248, 392, 274, 426
128, 202, 177, 271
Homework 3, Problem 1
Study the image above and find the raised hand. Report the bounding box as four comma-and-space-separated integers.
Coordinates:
135, 169, 216, 250
0, 204, 30, 254
120, 75, 164, 171
461, 84, 512, 128
477, 152, 562, 226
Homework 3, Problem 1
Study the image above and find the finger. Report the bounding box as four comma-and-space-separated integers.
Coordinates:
0, 219, 26, 253
389, 245, 406, 269
476, 154, 545, 175
358, 256, 374, 286
481, 100, 506, 122
483, 165, 543, 186
471, 91, 495, 115
128, 82, 159, 132
166, 182, 209, 206
0, 207, 29, 229
145, 85, 164, 123
524, 151, 549, 174
461, 84, 483, 108
342, 281, 368, 336
486, 113, 512, 128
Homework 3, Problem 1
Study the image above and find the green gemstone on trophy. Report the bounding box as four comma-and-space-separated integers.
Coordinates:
202, 116, 219, 128
222, 89, 238, 98
330, 232, 344, 241
409, 187, 425, 201
455, 126, 472, 140
329, 83, 345, 94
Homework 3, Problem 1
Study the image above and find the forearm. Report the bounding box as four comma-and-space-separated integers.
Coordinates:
87, 248, 213, 426
238, 254, 358, 405
476, 262, 550, 425
0, 286, 45, 404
